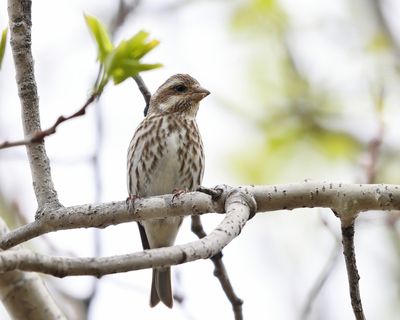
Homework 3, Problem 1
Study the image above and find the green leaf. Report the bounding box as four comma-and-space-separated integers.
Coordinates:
84, 14, 113, 63
111, 60, 162, 84
0, 28, 7, 70
123, 31, 160, 59
108, 31, 160, 67
84, 14, 162, 92
105, 30, 162, 82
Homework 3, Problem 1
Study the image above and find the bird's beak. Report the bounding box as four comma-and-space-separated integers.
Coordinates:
192, 86, 210, 102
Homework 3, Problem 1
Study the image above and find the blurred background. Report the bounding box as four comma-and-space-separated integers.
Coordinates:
1, 0, 400, 319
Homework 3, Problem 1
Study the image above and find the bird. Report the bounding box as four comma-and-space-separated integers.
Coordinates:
127, 74, 210, 308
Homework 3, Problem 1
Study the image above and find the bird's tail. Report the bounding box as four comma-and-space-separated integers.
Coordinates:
150, 267, 173, 308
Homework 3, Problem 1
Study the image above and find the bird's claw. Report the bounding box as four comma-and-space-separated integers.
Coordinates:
172, 189, 188, 201
126, 194, 140, 206
196, 186, 223, 201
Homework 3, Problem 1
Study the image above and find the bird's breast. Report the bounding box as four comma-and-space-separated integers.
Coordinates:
147, 130, 182, 195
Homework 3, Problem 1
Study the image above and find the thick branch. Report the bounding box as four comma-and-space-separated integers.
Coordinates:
0, 189, 255, 277
1, 183, 400, 250
0, 190, 222, 250
7, 0, 61, 210
0, 219, 65, 320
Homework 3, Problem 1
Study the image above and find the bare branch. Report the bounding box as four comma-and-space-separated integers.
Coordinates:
109, 0, 141, 36
1, 182, 400, 250
0, 139, 31, 149
341, 219, 366, 320
0, 93, 98, 151
0, 189, 223, 250
133, 75, 152, 116
0, 188, 256, 277
0, 218, 66, 319
7, 0, 61, 210
191, 216, 243, 320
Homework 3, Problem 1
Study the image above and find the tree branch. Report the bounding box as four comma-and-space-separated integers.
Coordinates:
1, 182, 400, 250
7, 0, 61, 210
109, 0, 141, 36
341, 218, 365, 320
0, 218, 66, 319
133, 75, 152, 116
0, 93, 98, 151
0, 188, 256, 277
191, 215, 243, 320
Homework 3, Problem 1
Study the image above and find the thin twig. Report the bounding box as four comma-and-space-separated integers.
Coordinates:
109, 0, 141, 36
341, 220, 366, 320
0, 93, 98, 150
191, 215, 243, 320
133, 75, 152, 116
0, 139, 30, 149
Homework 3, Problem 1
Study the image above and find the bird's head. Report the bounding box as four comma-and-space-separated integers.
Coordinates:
147, 74, 210, 118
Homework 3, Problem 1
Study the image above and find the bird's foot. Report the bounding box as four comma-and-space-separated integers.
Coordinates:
172, 188, 188, 201
196, 186, 223, 201
126, 194, 140, 206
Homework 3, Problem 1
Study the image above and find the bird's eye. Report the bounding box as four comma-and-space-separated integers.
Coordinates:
173, 84, 187, 93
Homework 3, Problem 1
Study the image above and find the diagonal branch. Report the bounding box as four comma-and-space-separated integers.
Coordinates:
109, 0, 141, 36
133, 75, 152, 116
0, 93, 98, 151
7, 0, 61, 210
